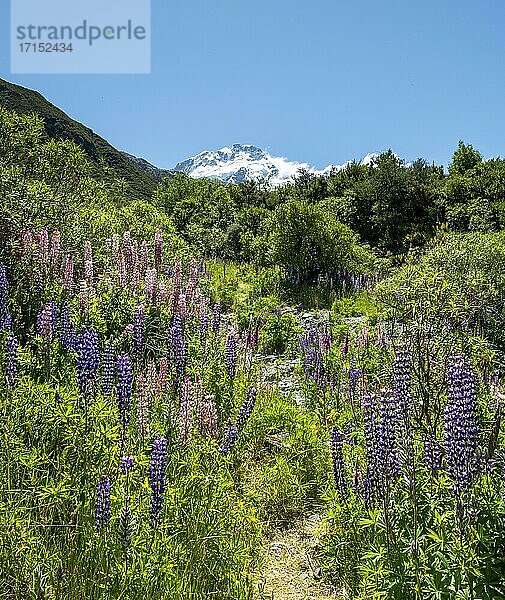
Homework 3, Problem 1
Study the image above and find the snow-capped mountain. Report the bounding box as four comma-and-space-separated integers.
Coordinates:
173, 143, 347, 186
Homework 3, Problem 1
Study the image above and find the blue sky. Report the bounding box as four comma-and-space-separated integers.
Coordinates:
2, 0, 505, 169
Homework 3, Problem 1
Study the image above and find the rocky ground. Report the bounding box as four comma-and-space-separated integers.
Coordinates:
257, 514, 342, 600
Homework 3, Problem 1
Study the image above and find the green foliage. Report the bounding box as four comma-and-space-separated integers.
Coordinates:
259, 311, 300, 355
0, 107, 187, 267
449, 140, 483, 176
0, 77, 157, 199
240, 390, 330, 524
377, 230, 505, 351
259, 198, 373, 283
153, 174, 236, 258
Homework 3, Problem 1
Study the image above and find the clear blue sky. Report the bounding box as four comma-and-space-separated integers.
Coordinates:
2, 0, 505, 169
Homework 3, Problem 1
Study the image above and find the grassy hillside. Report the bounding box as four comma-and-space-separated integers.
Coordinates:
0, 77, 157, 199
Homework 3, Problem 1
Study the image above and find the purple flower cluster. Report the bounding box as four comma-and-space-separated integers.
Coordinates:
443, 355, 481, 494
0, 264, 11, 329
393, 344, 413, 467
148, 436, 168, 525
220, 386, 257, 454
363, 390, 401, 505
120, 455, 135, 475
236, 386, 257, 432
37, 299, 58, 341
219, 423, 238, 455
95, 476, 111, 528
300, 327, 327, 385
58, 302, 75, 350
75, 328, 100, 400
348, 358, 362, 394
331, 427, 348, 500
179, 377, 193, 443
198, 394, 218, 438
136, 373, 149, 440
133, 304, 145, 353
154, 229, 163, 271
169, 314, 187, 379
424, 436, 444, 472
212, 303, 221, 333
117, 354, 133, 428
101, 341, 116, 395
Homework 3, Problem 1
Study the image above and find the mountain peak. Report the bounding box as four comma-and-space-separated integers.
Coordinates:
173, 144, 331, 186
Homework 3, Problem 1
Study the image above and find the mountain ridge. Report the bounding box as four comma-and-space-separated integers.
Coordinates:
0, 77, 159, 199
172, 143, 379, 186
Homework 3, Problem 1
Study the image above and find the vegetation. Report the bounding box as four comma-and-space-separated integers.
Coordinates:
1, 97, 505, 600
0, 77, 159, 199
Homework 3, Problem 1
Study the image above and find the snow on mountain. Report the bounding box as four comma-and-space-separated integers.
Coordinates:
173, 143, 372, 186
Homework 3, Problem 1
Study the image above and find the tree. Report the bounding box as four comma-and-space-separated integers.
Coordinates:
260, 199, 372, 283
449, 141, 482, 176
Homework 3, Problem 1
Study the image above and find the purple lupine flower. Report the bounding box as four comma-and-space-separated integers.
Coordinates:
148, 436, 168, 525
393, 344, 413, 467
58, 302, 75, 350
133, 304, 145, 353
225, 332, 238, 379
157, 282, 168, 304
362, 394, 380, 506
179, 377, 193, 443
331, 427, 348, 500
37, 228, 49, 268
169, 261, 182, 315
136, 373, 149, 440
37, 299, 58, 341
199, 309, 209, 346
178, 293, 187, 321
120, 455, 135, 475
212, 303, 221, 333
62, 254, 74, 291
20, 229, 33, 258
378, 388, 401, 481
0, 264, 12, 329
117, 251, 127, 288
49, 229, 60, 272
305, 345, 325, 385
95, 476, 111, 528
236, 386, 257, 433
154, 228, 163, 271
75, 328, 100, 401
219, 422, 238, 455
219, 387, 257, 454
4, 334, 19, 388
443, 356, 481, 494
122, 232, 133, 276
170, 314, 188, 379
145, 268, 157, 303
101, 341, 116, 395
342, 333, 349, 355
424, 436, 444, 472
156, 357, 168, 399
198, 394, 218, 438
117, 354, 133, 428
348, 358, 362, 393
